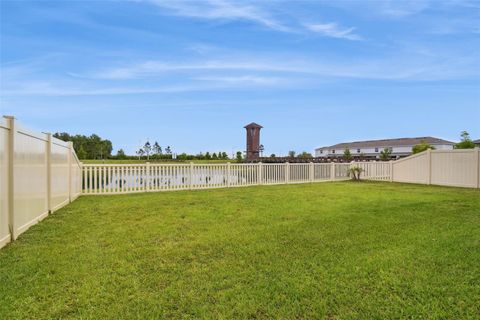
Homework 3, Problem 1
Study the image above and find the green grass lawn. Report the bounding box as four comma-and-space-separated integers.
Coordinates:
1, 182, 479, 319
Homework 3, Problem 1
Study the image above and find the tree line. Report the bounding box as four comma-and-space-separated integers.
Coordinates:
53, 132, 112, 160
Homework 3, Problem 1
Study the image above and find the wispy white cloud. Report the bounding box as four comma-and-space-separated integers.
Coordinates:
0, 81, 217, 96
193, 75, 282, 85
87, 60, 307, 80
147, 0, 289, 31
304, 23, 363, 41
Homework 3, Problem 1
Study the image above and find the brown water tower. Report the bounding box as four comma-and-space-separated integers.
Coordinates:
244, 122, 263, 161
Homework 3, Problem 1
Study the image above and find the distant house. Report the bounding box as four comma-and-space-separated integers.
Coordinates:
474, 139, 480, 148
315, 137, 455, 159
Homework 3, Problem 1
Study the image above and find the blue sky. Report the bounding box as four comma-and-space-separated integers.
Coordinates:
1, 0, 479, 156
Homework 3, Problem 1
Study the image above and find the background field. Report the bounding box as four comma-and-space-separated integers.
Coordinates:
1, 182, 479, 319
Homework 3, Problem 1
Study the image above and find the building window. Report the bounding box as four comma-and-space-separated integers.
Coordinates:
375, 147, 379, 152
320, 150, 323, 154
357, 149, 360, 153
332, 150, 335, 154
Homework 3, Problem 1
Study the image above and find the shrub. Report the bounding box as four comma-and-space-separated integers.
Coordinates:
412, 141, 435, 154
348, 166, 364, 181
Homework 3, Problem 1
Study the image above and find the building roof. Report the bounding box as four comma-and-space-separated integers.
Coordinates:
316, 137, 455, 150
244, 122, 263, 129
474, 139, 480, 144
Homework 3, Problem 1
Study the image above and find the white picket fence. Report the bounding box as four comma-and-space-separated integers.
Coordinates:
0, 117, 82, 249
81, 149, 480, 195
81, 162, 351, 194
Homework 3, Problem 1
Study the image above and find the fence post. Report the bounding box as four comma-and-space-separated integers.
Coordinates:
427, 149, 432, 185
68, 141, 73, 202
309, 162, 314, 182
285, 162, 290, 184
146, 162, 150, 192
227, 162, 231, 187
5, 116, 16, 241
477, 149, 480, 189
46, 133, 52, 213
258, 162, 263, 185
330, 162, 335, 181
189, 162, 194, 190
389, 160, 394, 182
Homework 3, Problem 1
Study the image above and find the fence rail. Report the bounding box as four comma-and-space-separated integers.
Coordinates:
81, 162, 351, 194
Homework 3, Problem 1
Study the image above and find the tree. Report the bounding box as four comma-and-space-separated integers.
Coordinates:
259, 144, 265, 157
116, 149, 127, 160
380, 148, 392, 161
153, 141, 162, 155
205, 152, 211, 160
54, 132, 113, 159
212, 152, 218, 160
270, 154, 276, 158
298, 151, 313, 158
236, 151, 243, 162
455, 131, 475, 149
136, 148, 145, 159
343, 148, 352, 162
165, 146, 172, 154
288, 150, 296, 158
144, 141, 152, 160
221, 152, 228, 160
412, 140, 436, 154
77, 145, 87, 160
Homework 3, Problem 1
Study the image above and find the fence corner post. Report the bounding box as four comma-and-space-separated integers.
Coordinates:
68, 141, 73, 202
477, 148, 480, 189
227, 162, 231, 187
4, 116, 16, 241
189, 162, 194, 190
258, 162, 263, 185
309, 162, 314, 182
146, 162, 150, 192
46, 133, 52, 213
427, 149, 432, 185
330, 161, 335, 181
285, 162, 290, 184
389, 160, 394, 182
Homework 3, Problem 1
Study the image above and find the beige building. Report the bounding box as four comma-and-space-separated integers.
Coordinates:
315, 137, 455, 159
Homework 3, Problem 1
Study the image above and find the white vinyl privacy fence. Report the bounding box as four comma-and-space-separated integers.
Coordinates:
81, 162, 351, 194
0, 117, 82, 249
392, 149, 480, 188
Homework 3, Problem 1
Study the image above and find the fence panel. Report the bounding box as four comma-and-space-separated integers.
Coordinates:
71, 152, 82, 199
355, 161, 391, 181
392, 152, 429, 184
13, 124, 49, 238
289, 163, 310, 183
263, 164, 286, 185
335, 163, 350, 180
431, 150, 478, 188
51, 139, 70, 211
313, 163, 331, 181
0, 118, 10, 248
